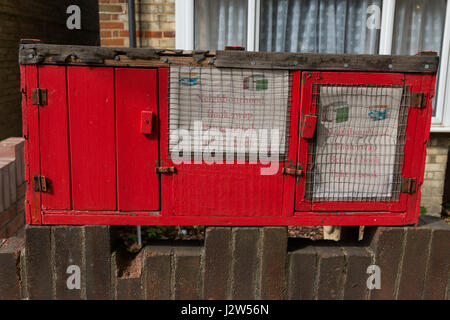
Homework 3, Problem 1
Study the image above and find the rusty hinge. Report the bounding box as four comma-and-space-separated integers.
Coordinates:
412, 92, 426, 109
155, 166, 176, 175
401, 177, 416, 194
33, 175, 48, 192
282, 163, 303, 177
31, 88, 47, 106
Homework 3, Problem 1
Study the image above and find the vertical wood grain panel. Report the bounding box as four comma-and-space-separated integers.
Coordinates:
39, 65, 71, 210
68, 67, 116, 210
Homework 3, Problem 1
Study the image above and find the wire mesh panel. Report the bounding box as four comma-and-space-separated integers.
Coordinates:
168, 66, 292, 162
306, 84, 409, 202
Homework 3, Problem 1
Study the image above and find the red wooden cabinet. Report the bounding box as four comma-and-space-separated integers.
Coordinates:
20, 44, 437, 226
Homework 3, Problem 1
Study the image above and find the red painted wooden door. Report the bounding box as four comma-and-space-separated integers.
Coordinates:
295, 71, 424, 213
64, 66, 160, 212
115, 68, 159, 211
159, 69, 301, 217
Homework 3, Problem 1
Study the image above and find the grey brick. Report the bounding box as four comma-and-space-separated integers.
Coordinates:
143, 245, 172, 300
230, 228, 259, 300
260, 227, 287, 299
315, 245, 346, 300
24, 225, 52, 299
204, 227, 232, 300
173, 246, 201, 300
287, 244, 317, 300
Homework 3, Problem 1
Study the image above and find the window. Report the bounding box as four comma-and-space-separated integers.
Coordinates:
175, 0, 450, 129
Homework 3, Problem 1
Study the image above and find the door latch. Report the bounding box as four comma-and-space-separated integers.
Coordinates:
282, 163, 303, 177
155, 166, 176, 174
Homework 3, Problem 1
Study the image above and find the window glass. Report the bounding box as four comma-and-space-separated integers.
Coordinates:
392, 0, 447, 116
259, 0, 381, 53
392, 0, 446, 55
194, 0, 248, 50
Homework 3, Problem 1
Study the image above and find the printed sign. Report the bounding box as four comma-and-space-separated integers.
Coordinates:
312, 86, 404, 199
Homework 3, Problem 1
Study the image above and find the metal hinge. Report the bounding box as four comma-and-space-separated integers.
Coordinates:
33, 175, 48, 192
31, 88, 47, 106
401, 177, 416, 194
155, 166, 176, 175
282, 163, 303, 177
412, 92, 426, 109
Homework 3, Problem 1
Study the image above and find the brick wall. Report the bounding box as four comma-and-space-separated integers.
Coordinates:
0, 138, 25, 239
0, 218, 449, 300
421, 133, 450, 216
0, 0, 99, 140
99, 0, 175, 48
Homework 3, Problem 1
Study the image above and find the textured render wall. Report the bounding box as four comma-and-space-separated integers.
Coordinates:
0, 219, 449, 300
99, 0, 175, 48
421, 133, 450, 216
0, 0, 99, 140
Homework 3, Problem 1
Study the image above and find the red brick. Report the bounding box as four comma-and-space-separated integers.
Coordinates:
100, 31, 112, 38
144, 31, 162, 38
163, 31, 175, 38
101, 38, 125, 47
100, 21, 124, 29
99, 4, 124, 13
99, 14, 111, 21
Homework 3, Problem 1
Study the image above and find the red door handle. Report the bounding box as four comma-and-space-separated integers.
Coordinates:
140, 111, 153, 134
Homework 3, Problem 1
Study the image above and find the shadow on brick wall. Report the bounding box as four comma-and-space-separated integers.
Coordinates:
0, 216, 449, 300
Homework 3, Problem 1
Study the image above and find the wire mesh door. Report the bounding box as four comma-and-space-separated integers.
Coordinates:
161, 66, 300, 217
296, 72, 415, 212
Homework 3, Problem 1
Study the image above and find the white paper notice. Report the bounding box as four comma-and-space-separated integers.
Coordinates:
169, 66, 290, 156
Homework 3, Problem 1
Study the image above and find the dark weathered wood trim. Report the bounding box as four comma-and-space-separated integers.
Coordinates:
19, 43, 439, 73
19, 43, 215, 67
215, 50, 439, 73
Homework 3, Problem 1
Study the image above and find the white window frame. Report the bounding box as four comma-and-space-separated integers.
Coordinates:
175, 0, 450, 130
